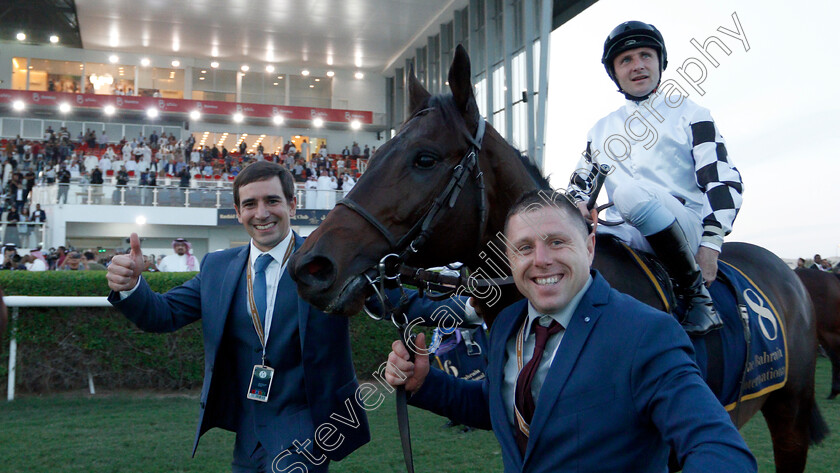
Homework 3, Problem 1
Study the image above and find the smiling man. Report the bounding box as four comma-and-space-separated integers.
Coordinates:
568, 21, 744, 336
385, 190, 756, 473
106, 161, 369, 472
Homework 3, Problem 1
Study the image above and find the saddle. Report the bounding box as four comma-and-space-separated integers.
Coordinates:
615, 238, 788, 410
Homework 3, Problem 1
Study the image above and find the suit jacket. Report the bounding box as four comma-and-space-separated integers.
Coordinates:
109, 233, 370, 461
409, 271, 756, 473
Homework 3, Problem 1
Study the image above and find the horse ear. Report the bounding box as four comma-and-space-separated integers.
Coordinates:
448, 44, 479, 127
408, 65, 431, 116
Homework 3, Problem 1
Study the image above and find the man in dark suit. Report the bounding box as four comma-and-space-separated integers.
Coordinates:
386, 190, 756, 472
107, 161, 369, 472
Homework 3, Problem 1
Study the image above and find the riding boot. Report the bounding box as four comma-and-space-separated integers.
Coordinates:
645, 222, 722, 335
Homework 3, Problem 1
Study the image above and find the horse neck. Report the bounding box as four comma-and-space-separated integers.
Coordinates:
479, 131, 542, 246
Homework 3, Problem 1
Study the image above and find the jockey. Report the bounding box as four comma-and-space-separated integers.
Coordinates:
569, 21, 743, 335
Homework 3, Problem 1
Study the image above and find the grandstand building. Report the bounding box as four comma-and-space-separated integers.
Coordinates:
0, 0, 593, 262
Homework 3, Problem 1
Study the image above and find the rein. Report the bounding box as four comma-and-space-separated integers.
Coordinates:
336, 112, 487, 473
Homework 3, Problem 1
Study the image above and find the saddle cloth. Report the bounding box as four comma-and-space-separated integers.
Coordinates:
622, 244, 788, 409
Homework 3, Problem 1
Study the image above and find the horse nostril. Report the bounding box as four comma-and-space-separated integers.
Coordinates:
297, 255, 336, 288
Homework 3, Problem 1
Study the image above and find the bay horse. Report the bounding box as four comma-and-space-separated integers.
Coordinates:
289, 45, 827, 472
796, 268, 840, 399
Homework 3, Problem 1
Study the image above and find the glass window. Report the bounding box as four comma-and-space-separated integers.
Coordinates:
492, 63, 505, 113
511, 50, 526, 102
289, 74, 331, 108
474, 74, 487, 117
241, 71, 264, 104
104, 124, 123, 142
28, 59, 83, 93
137, 67, 184, 99
513, 0, 523, 48
191, 68, 237, 102
262, 74, 286, 105
84, 62, 135, 95
12, 57, 27, 90
1, 118, 21, 137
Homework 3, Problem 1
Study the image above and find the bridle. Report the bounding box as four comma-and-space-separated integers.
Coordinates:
334, 109, 488, 473
336, 108, 489, 316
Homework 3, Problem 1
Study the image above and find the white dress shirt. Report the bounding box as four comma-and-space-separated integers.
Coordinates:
502, 275, 592, 426
247, 231, 294, 347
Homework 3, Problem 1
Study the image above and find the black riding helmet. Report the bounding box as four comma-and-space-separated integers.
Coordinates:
602, 21, 667, 100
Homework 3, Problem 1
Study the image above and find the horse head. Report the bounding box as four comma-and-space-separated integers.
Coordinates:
290, 45, 530, 316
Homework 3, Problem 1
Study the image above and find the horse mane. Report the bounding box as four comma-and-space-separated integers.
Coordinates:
427, 94, 552, 192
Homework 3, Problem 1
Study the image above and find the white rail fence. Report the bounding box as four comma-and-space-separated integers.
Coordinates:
4, 296, 112, 401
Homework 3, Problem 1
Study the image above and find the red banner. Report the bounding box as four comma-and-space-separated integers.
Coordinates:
0, 89, 373, 124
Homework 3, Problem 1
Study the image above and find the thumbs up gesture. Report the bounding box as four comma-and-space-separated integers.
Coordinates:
106, 233, 145, 292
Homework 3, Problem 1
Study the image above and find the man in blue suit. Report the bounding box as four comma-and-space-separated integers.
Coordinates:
107, 161, 369, 472
385, 190, 756, 472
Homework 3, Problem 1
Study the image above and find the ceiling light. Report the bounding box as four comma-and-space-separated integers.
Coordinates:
210, 61, 219, 68
273, 82, 278, 86
12, 101, 25, 111
136, 216, 147, 225
265, 65, 274, 73
309, 85, 314, 88
315, 78, 320, 82
199, 77, 205, 80
326, 71, 334, 77
233, 112, 244, 123
103, 105, 116, 116
241, 65, 249, 72
350, 120, 361, 130
313, 117, 324, 127
109, 55, 119, 63
16, 32, 25, 41
301, 70, 310, 76
190, 110, 201, 120
327, 56, 333, 66
354, 72, 364, 80
49, 35, 59, 44
147, 108, 159, 118
200, 70, 207, 74
171, 60, 180, 67
273, 115, 284, 125
59, 103, 71, 113
141, 57, 151, 67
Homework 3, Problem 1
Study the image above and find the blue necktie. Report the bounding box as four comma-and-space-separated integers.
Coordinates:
253, 253, 273, 325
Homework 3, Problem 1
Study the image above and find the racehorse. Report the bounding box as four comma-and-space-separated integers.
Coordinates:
796, 268, 840, 399
289, 45, 828, 472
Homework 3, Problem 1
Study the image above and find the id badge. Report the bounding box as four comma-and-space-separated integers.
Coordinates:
247, 365, 274, 402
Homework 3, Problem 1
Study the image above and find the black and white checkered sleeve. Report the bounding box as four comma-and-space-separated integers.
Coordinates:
689, 110, 743, 252
568, 141, 597, 203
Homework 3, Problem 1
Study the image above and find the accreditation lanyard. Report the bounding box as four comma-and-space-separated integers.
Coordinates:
245, 240, 295, 365
513, 316, 531, 437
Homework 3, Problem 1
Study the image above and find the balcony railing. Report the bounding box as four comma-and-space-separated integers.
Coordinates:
32, 182, 348, 210
0, 221, 45, 250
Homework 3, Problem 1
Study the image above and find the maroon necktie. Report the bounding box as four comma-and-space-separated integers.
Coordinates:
514, 318, 563, 455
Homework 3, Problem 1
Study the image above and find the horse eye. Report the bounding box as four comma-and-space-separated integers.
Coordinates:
414, 155, 436, 169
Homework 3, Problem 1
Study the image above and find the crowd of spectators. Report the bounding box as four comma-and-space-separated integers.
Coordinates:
1, 242, 175, 272
1, 128, 374, 217
796, 254, 839, 274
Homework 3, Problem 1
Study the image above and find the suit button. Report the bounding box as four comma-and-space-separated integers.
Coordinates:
584, 316, 591, 323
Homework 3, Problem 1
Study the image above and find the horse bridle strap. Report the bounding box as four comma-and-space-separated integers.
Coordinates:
337, 117, 487, 263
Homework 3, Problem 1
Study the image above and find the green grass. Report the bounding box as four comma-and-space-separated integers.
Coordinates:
1, 359, 838, 472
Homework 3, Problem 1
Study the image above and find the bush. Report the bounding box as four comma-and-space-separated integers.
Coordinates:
0, 271, 397, 392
